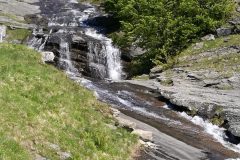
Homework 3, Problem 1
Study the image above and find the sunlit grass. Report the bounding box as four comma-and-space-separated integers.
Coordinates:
0, 44, 137, 159
6, 28, 31, 42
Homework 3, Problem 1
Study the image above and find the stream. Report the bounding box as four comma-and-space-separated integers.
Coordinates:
28, 0, 240, 159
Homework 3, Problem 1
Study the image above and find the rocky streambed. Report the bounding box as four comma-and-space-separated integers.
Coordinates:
1, 0, 240, 159
128, 44, 240, 138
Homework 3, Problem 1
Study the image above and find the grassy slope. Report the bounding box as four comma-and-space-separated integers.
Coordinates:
0, 44, 137, 160
173, 34, 240, 77
6, 29, 31, 42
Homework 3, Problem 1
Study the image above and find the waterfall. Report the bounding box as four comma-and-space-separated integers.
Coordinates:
59, 40, 77, 75
85, 29, 122, 80
87, 41, 108, 79
75, 5, 123, 80
28, 2, 122, 80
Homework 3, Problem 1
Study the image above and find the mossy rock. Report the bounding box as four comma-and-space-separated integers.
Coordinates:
210, 116, 225, 126
160, 79, 173, 86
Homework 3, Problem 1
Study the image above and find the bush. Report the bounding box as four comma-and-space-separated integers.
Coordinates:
104, 0, 235, 66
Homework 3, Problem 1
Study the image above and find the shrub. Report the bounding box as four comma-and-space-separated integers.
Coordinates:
104, 0, 235, 66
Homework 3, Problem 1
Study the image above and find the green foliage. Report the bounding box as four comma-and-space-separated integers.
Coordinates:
104, 0, 235, 65
0, 44, 137, 159
6, 28, 31, 42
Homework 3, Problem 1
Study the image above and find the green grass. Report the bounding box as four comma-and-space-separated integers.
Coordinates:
6, 29, 31, 42
170, 34, 240, 78
0, 44, 137, 159
179, 34, 240, 58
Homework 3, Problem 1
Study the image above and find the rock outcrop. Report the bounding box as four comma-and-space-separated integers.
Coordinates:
0, 0, 40, 29
41, 51, 55, 63
127, 43, 240, 138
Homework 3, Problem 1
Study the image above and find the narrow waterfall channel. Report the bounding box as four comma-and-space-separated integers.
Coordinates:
85, 28, 122, 80
28, 0, 240, 159
58, 40, 78, 74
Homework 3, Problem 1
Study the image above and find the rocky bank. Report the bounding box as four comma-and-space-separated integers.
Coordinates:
126, 2, 240, 138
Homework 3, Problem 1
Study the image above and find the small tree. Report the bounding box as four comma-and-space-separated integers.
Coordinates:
104, 0, 235, 66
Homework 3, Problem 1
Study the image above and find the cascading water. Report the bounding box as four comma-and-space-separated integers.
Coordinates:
39, 29, 52, 51
58, 40, 77, 75
28, 28, 49, 50
32, 2, 122, 80
85, 29, 122, 80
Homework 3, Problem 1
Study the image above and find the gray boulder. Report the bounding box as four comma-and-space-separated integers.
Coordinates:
41, 51, 55, 63
150, 66, 163, 74
201, 34, 215, 41
216, 27, 232, 37
149, 66, 164, 79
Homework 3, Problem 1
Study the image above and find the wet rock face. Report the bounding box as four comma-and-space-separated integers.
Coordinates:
85, 16, 120, 34
42, 30, 106, 78
28, 0, 123, 80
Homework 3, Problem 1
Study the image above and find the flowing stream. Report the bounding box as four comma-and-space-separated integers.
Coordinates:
28, 0, 240, 159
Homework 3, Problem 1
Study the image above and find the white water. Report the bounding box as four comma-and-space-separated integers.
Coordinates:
47, 4, 123, 80
0, 30, 3, 43
179, 112, 240, 153
39, 29, 52, 51
0, 25, 6, 43
69, 0, 78, 3
28, 37, 43, 50
85, 29, 122, 80
59, 40, 77, 74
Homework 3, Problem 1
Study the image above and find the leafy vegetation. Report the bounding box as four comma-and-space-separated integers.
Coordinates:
0, 44, 137, 159
103, 0, 235, 70
6, 28, 31, 42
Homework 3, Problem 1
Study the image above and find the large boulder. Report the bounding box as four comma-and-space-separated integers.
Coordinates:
201, 34, 215, 41
41, 51, 55, 63
149, 66, 164, 79
216, 27, 232, 37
